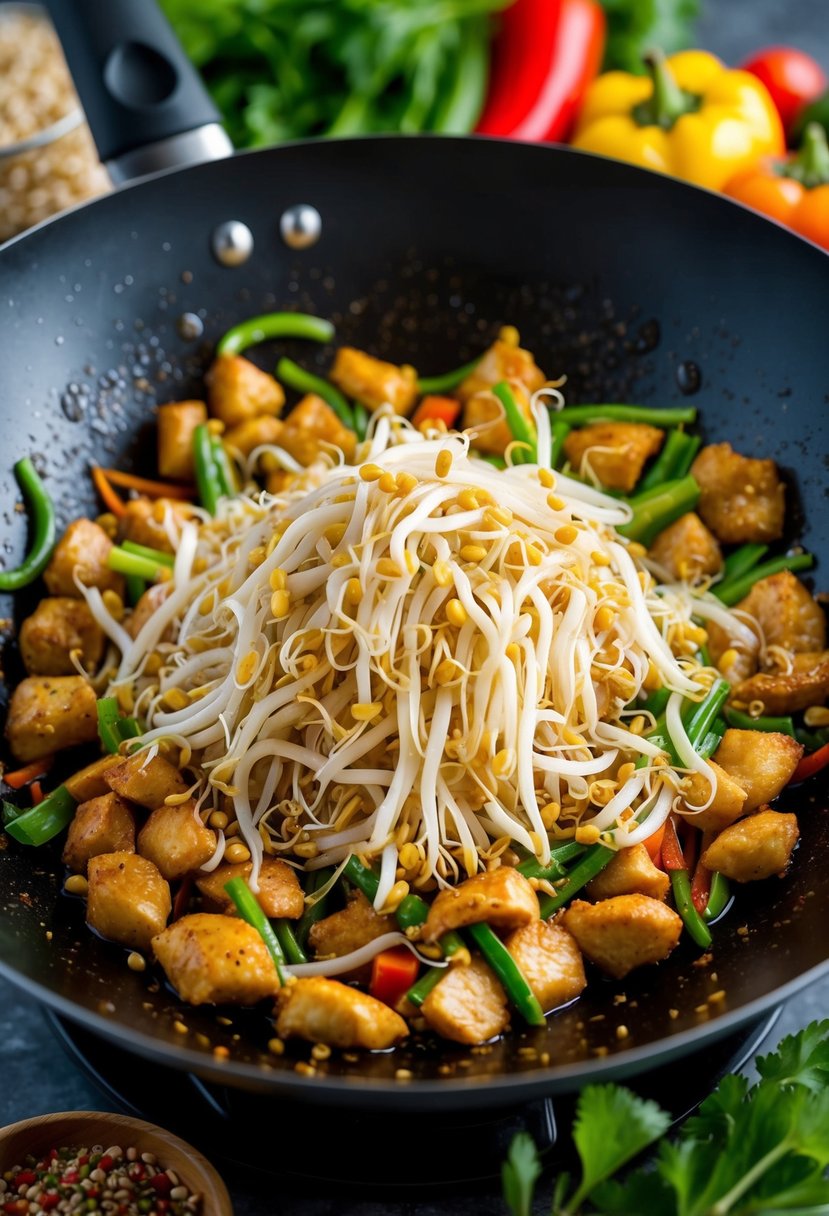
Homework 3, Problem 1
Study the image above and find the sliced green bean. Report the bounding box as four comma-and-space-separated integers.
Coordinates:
550, 419, 570, 469
210, 436, 238, 499
517, 841, 585, 881
276, 357, 354, 429
342, 853, 463, 955
125, 573, 146, 606
553, 405, 697, 427
684, 679, 730, 750
671, 870, 712, 948
0, 457, 56, 591
673, 433, 701, 478
492, 380, 537, 464
721, 543, 768, 584
636, 429, 690, 494
122, 541, 174, 568
406, 964, 446, 1008
417, 356, 481, 395
713, 552, 814, 606
724, 707, 795, 736
618, 475, 700, 546
467, 923, 545, 1026
217, 312, 334, 357
704, 872, 731, 923
3, 785, 76, 846
224, 875, 288, 985
537, 844, 615, 917
353, 402, 370, 442
295, 868, 335, 949
274, 919, 307, 965
107, 547, 166, 582
193, 423, 223, 515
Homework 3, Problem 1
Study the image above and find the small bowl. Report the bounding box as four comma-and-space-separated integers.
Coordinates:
0, 1111, 233, 1215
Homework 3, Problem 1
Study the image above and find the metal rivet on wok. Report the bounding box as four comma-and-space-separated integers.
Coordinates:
211, 220, 254, 267
280, 203, 322, 250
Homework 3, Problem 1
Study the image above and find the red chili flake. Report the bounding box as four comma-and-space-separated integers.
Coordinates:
150, 1173, 172, 1194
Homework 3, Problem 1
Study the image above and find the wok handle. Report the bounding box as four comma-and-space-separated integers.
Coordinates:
43, 0, 232, 184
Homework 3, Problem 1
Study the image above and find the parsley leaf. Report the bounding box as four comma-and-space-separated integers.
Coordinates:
565, 1084, 671, 1212
502, 1130, 542, 1216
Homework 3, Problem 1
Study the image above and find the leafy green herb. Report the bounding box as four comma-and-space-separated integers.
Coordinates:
502, 1020, 829, 1216
599, 0, 700, 75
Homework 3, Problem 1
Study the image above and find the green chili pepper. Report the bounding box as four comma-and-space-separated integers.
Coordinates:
3, 785, 76, 846
274, 919, 307, 965
224, 876, 288, 985
466, 922, 545, 1026
276, 358, 354, 430
618, 475, 700, 546
107, 547, 167, 582
670, 869, 712, 948
724, 707, 795, 736
0, 458, 56, 591
537, 844, 615, 917
492, 380, 537, 463
121, 541, 175, 568
295, 868, 335, 949
217, 312, 334, 357
193, 423, 223, 516
704, 872, 731, 923
713, 552, 814, 606
554, 405, 697, 427
417, 356, 481, 395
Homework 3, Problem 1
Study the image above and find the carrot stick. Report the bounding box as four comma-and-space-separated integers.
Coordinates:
102, 469, 195, 501
3, 757, 54, 790
29, 781, 45, 806
91, 467, 126, 517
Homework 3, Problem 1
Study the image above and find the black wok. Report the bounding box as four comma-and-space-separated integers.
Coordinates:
0, 0, 827, 1111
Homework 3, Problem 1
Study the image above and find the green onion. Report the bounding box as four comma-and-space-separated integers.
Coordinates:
639, 687, 671, 717
107, 547, 167, 582
276, 358, 354, 429
713, 552, 814, 606
274, 919, 307, 965
553, 405, 697, 427
3, 785, 76, 846
217, 312, 334, 357
492, 380, 537, 463
193, 423, 223, 515
466, 922, 545, 1026
537, 844, 615, 917
618, 475, 700, 546
724, 707, 795, 736
122, 541, 175, 568
673, 433, 701, 479
224, 875, 288, 985
683, 679, 730, 751
0, 457, 56, 591
417, 356, 481, 395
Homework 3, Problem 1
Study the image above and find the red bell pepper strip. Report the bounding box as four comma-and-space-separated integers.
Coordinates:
662, 817, 712, 949
2, 756, 53, 790
476, 0, 605, 143
410, 395, 462, 431
660, 816, 685, 872
791, 741, 829, 784
642, 821, 665, 866
370, 946, 420, 1008
691, 856, 712, 916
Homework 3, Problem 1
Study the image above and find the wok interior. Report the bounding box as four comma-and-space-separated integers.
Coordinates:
0, 138, 827, 1102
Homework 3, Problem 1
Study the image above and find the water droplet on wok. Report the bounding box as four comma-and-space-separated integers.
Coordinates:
676, 360, 702, 395
634, 319, 660, 354
176, 312, 204, 341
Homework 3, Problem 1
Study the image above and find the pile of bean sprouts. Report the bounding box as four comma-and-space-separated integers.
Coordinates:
89, 398, 736, 910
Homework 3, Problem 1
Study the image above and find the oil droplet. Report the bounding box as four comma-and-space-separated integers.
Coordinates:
177, 312, 204, 341
634, 319, 660, 354
676, 360, 702, 395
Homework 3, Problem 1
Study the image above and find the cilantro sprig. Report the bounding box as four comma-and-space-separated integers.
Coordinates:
503, 1020, 829, 1216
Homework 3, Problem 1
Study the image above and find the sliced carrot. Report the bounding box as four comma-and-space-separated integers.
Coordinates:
791, 741, 829, 784
642, 821, 666, 864
29, 781, 44, 806
102, 469, 195, 502
369, 946, 420, 1008
91, 466, 126, 517
411, 395, 462, 431
660, 817, 686, 873
3, 757, 54, 790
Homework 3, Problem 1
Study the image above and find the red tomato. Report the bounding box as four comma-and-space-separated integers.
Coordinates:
742, 47, 827, 134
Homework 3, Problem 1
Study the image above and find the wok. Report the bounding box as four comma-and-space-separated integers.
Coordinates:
0, 0, 827, 1111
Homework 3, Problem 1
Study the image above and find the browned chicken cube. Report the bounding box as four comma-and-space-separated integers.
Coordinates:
126, 583, 170, 640
504, 920, 586, 1014
105, 751, 187, 809
330, 347, 417, 415
701, 809, 799, 883
136, 800, 216, 880
118, 497, 191, 556
420, 957, 510, 1045
676, 760, 748, 833
309, 890, 394, 959
586, 843, 670, 902
64, 755, 124, 802
648, 512, 723, 582
463, 383, 535, 457
19, 597, 105, 676
279, 393, 357, 466
62, 792, 136, 874
276, 976, 409, 1049
690, 443, 785, 544
706, 617, 759, 685
206, 354, 284, 427
563, 423, 664, 494
44, 518, 124, 598
422, 867, 539, 943
562, 895, 683, 980
224, 415, 285, 458
734, 653, 829, 714
156, 400, 207, 480
713, 730, 803, 812
196, 857, 304, 919
6, 675, 98, 763
152, 913, 280, 1005
737, 572, 826, 654
87, 851, 171, 953
457, 337, 546, 404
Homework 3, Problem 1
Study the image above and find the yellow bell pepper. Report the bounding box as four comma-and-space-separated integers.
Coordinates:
572, 50, 785, 191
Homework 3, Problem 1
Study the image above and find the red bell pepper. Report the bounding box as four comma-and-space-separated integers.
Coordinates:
411, 395, 462, 430
791, 741, 829, 784
370, 946, 420, 1008
742, 47, 827, 137
642, 821, 665, 866
476, 0, 605, 143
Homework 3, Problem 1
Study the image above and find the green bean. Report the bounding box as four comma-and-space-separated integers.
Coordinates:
636, 429, 689, 494
704, 872, 731, 923
713, 552, 814, 606
342, 854, 464, 956
617, 475, 700, 546
670, 870, 712, 948
107, 547, 167, 582
295, 869, 335, 949
417, 356, 481, 395
724, 707, 795, 736
97, 698, 125, 755
276, 357, 354, 430
537, 844, 615, 917
217, 312, 334, 357
550, 420, 570, 469
639, 687, 671, 717
125, 574, 146, 607
3, 785, 76, 847
466, 923, 545, 1026
211, 436, 238, 500
517, 841, 585, 881
122, 541, 174, 568
492, 380, 537, 463
353, 402, 370, 442
684, 679, 730, 750
193, 423, 223, 515
720, 543, 768, 584
406, 964, 446, 1008
224, 876, 288, 985
673, 433, 701, 479
553, 405, 697, 427
274, 919, 307, 965
0, 458, 56, 591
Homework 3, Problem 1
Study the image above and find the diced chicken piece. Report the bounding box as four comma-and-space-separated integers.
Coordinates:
690, 443, 785, 544
309, 890, 394, 958
648, 512, 723, 582
701, 809, 799, 883
737, 572, 826, 654
278, 393, 357, 466
196, 857, 304, 919
463, 382, 535, 457
224, 415, 285, 458
87, 851, 171, 953
105, 751, 188, 810
156, 400, 207, 480
264, 470, 295, 496
422, 867, 539, 943
126, 582, 171, 640
62, 792, 136, 874
504, 920, 586, 1014
457, 337, 546, 404
206, 354, 285, 427
152, 913, 280, 1006
330, 347, 417, 415
6, 675, 98, 763
706, 616, 759, 685
64, 755, 124, 802
19, 596, 105, 676
713, 729, 803, 812
734, 653, 829, 714
44, 518, 124, 598
586, 843, 670, 902
562, 895, 682, 980
676, 760, 748, 833
137, 800, 216, 880
118, 497, 191, 556
563, 423, 664, 494
276, 975, 409, 1049
420, 957, 510, 1045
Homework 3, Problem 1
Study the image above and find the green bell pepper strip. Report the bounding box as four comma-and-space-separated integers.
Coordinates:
704, 872, 731, 923
216, 312, 334, 357
210, 436, 238, 499
550, 420, 570, 469
193, 424, 223, 516
553, 405, 697, 427
466, 922, 545, 1026
224, 876, 288, 985
492, 380, 537, 464
3, 785, 76, 846
720, 542, 768, 585
107, 547, 167, 582
121, 541, 174, 568
417, 356, 481, 395
276, 358, 355, 430
617, 475, 700, 546
274, 919, 308, 965
0, 458, 56, 591
537, 844, 616, 918
724, 707, 795, 736
713, 552, 814, 606
125, 574, 146, 606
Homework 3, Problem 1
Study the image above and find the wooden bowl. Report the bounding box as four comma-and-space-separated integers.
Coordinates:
0, 1111, 233, 1214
